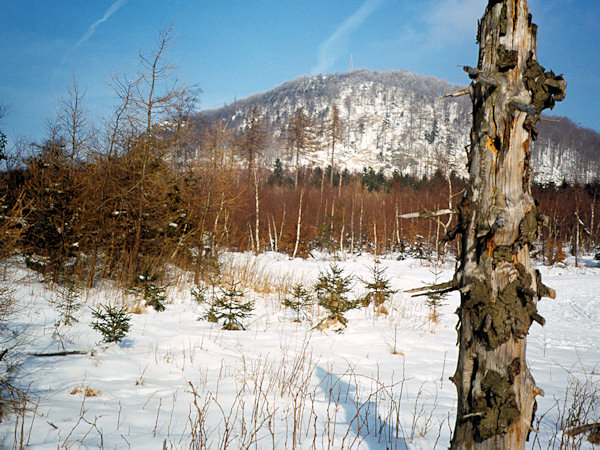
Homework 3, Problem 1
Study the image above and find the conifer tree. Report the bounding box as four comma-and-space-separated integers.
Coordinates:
359, 262, 397, 313
283, 283, 313, 322
314, 263, 357, 330
91, 304, 132, 344
129, 268, 168, 312
204, 281, 254, 331
325, 105, 342, 187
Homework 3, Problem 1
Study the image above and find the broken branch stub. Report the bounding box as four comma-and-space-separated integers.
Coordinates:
440, 87, 471, 99
405, 280, 457, 298
398, 208, 457, 220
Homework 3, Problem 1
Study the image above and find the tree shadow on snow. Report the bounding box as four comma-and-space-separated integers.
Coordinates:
118, 338, 135, 348
314, 366, 408, 449
578, 256, 600, 268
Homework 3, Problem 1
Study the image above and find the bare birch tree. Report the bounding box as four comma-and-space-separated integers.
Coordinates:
239, 106, 266, 253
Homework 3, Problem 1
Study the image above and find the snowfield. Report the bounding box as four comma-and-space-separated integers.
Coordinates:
1, 252, 599, 448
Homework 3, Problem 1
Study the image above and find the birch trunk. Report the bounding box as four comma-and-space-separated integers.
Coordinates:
292, 190, 304, 259
253, 167, 260, 255
451, 1, 565, 447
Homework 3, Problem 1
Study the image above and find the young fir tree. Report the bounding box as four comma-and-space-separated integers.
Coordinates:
129, 268, 168, 312
359, 262, 398, 314
189, 284, 208, 304
283, 283, 313, 322
314, 263, 357, 330
91, 304, 131, 344
204, 281, 254, 331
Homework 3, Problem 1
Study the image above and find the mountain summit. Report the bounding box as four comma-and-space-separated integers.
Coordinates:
199, 69, 599, 184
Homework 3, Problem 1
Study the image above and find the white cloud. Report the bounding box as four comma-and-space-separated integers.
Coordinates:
424, 0, 483, 47
311, 0, 384, 75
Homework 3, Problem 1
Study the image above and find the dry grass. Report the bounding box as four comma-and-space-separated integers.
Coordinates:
179, 341, 446, 449
219, 254, 295, 296
127, 301, 147, 315
70, 385, 102, 397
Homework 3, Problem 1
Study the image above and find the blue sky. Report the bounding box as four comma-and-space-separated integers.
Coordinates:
1, 0, 599, 147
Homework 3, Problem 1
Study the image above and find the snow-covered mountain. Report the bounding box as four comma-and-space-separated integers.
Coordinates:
199, 69, 600, 184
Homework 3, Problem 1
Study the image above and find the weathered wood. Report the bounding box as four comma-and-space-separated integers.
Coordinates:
443, 224, 461, 242
398, 208, 456, 220
29, 350, 89, 357
448, 1, 565, 448
404, 280, 457, 298
440, 87, 471, 99
463, 66, 501, 87
564, 423, 600, 441
405, 280, 455, 294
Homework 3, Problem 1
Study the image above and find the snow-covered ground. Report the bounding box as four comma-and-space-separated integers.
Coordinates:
0, 252, 598, 448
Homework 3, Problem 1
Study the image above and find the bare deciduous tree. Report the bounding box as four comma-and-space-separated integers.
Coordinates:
325, 105, 342, 187
236, 106, 266, 253
284, 107, 319, 189
57, 76, 92, 170
0, 104, 7, 163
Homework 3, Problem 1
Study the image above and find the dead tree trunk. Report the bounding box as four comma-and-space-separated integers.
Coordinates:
449, 1, 565, 448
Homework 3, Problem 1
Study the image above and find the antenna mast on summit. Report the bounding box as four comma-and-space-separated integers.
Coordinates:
349, 54, 353, 72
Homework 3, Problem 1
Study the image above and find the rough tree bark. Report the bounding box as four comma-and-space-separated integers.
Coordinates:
449, 1, 566, 448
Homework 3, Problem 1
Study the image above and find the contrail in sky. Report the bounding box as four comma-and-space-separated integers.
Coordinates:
312, 0, 384, 75
75, 0, 127, 49
57, 0, 126, 76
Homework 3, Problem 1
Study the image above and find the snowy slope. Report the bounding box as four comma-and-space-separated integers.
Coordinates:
0, 252, 599, 448
198, 70, 600, 185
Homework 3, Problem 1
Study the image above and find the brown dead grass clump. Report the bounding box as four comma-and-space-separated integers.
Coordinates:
70, 385, 102, 397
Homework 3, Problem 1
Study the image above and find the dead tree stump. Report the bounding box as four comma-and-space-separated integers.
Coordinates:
449, 1, 565, 448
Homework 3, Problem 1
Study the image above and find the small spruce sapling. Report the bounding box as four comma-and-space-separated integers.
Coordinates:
314, 263, 358, 330
424, 264, 448, 324
201, 270, 224, 323
283, 283, 313, 322
191, 283, 216, 321
190, 284, 208, 304
50, 276, 84, 326
359, 262, 398, 314
203, 281, 254, 330
129, 268, 168, 312
91, 304, 131, 344
201, 267, 224, 323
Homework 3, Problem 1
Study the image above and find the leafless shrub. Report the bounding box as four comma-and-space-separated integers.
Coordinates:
182, 344, 448, 449
0, 270, 29, 424
548, 373, 600, 449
